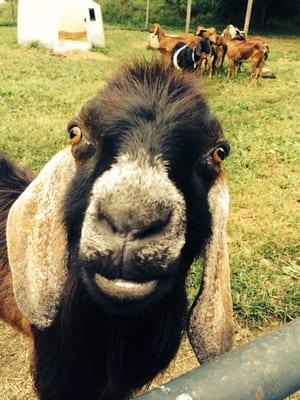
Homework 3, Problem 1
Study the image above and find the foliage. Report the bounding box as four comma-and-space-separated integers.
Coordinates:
0, 0, 17, 26
98, 0, 300, 29
1, 0, 300, 30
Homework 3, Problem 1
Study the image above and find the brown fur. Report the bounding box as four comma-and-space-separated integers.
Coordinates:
0, 154, 32, 336
148, 23, 200, 67
222, 26, 269, 78
212, 35, 228, 73
226, 40, 268, 78
195, 26, 217, 43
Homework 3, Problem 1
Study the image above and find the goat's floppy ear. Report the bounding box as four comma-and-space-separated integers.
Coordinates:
6, 148, 76, 329
187, 173, 234, 362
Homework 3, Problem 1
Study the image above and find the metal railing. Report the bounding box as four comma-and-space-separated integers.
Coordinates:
138, 319, 300, 400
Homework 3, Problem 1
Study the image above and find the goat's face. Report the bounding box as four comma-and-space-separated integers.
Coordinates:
226, 24, 245, 41
64, 61, 229, 314
195, 27, 209, 38
148, 23, 159, 35
196, 38, 211, 56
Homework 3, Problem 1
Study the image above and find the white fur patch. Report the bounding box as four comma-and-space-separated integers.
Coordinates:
80, 153, 186, 278
172, 44, 188, 70
148, 33, 160, 49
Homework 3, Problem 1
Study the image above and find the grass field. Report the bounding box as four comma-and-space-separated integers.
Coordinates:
0, 26, 299, 398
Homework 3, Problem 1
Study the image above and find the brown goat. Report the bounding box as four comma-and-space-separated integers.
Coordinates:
226, 40, 268, 78
211, 35, 228, 73
195, 26, 217, 42
148, 23, 200, 66
221, 25, 268, 78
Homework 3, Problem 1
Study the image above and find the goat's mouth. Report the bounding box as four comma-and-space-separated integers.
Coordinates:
94, 273, 158, 299
81, 266, 173, 314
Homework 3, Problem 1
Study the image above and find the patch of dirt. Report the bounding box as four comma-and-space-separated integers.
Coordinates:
1, 319, 299, 399
51, 50, 111, 61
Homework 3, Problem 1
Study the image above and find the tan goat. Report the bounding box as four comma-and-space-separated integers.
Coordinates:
222, 25, 269, 78
226, 40, 268, 78
148, 23, 200, 67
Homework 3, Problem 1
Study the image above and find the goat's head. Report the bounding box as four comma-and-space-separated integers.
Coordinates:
148, 23, 160, 36
7, 60, 233, 361
195, 38, 211, 56
223, 24, 245, 41
195, 26, 209, 38
62, 61, 228, 314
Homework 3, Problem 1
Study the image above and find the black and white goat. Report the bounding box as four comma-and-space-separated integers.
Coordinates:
171, 38, 211, 72
0, 60, 234, 400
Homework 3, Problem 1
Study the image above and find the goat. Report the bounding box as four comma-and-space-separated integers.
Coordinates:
222, 24, 246, 42
211, 35, 228, 74
227, 40, 268, 78
171, 39, 211, 72
195, 26, 217, 43
148, 23, 200, 66
194, 25, 220, 78
222, 25, 268, 78
1, 60, 234, 400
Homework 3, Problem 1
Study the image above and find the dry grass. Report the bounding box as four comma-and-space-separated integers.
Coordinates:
1, 320, 299, 399
0, 25, 299, 399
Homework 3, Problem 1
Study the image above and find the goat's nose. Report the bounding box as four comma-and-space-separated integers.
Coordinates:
98, 205, 172, 241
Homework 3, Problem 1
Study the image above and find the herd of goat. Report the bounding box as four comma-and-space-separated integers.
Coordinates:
148, 23, 270, 78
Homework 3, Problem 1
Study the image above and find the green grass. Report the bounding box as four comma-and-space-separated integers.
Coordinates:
0, 26, 299, 329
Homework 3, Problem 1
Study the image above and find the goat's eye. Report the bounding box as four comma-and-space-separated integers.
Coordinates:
213, 146, 227, 163
69, 126, 82, 144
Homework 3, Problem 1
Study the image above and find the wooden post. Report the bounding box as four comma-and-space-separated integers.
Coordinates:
145, 0, 150, 30
243, 0, 254, 36
185, 0, 192, 34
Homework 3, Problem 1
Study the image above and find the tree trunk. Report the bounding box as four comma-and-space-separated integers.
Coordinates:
9, 0, 17, 24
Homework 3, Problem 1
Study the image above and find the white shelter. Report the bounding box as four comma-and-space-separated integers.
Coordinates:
18, 0, 105, 52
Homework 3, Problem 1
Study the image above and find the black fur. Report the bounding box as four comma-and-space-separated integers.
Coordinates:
33, 267, 187, 400
31, 60, 229, 400
172, 39, 211, 72
0, 154, 32, 247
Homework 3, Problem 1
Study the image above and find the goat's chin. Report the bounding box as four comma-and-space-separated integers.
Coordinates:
82, 271, 173, 315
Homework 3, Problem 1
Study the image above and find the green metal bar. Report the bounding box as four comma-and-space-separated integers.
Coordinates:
138, 319, 300, 400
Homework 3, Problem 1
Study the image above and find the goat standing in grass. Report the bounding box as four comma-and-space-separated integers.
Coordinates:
171, 38, 211, 72
222, 25, 269, 78
0, 60, 233, 400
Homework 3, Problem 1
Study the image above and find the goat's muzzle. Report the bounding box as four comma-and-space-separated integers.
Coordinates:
78, 154, 186, 310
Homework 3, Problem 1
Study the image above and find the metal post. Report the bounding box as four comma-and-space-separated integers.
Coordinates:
185, 0, 192, 34
145, 0, 150, 30
243, 0, 254, 36
138, 319, 300, 399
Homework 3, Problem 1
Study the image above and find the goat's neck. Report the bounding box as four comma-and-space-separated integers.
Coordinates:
33, 274, 187, 400
157, 26, 166, 42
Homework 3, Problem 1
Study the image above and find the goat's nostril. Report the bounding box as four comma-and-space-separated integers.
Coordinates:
137, 212, 172, 240
97, 208, 172, 240
98, 212, 119, 234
